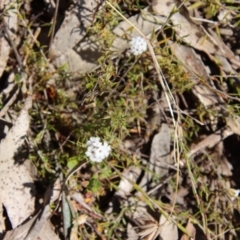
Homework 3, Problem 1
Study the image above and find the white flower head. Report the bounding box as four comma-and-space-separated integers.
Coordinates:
85, 137, 111, 162
87, 137, 101, 147
130, 36, 148, 55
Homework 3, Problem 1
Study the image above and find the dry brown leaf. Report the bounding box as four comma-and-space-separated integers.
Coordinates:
3, 209, 60, 240
152, 0, 240, 68
49, 0, 100, 74
187, 127, 233, 158
0, 96, 34, 229
115, 167, 142, 198
134, 212, 161, 240
136, 213, 178, 240
3, 179, 61, 240
152, 0, 218, 54
3, 213, 39, 240
180, 220, 196, 240
159, 214, 178, 240
23, 207, 60, 240
149, 123, 171, 180
208, 28, 240, 70
169, 41, 222, 107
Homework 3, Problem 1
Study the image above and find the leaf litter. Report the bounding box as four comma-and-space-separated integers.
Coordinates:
0, 0, 240, 239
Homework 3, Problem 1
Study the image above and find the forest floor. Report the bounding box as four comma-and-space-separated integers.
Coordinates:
1, 0, 240, 239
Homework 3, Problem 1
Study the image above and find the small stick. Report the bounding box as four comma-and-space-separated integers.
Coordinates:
49, 0, 60, 50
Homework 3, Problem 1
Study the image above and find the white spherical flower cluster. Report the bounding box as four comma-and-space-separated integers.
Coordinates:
130, 36, 148, 55
85, 137, 111, 162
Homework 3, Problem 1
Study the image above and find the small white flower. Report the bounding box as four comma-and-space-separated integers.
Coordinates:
130, 36, 148, 55
85, 137, 111, 162
87, 137, 101, 147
